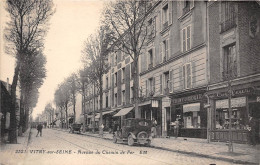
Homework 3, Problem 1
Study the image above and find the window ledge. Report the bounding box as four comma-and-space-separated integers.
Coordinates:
178, 10, 192, 22
160, 24, 171, 36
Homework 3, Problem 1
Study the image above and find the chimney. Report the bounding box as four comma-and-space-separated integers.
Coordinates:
6, 78, 9, 92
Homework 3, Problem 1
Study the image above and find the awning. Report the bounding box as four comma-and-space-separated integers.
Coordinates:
183, 103, 200, 113
102, 110, 114, 115
113, 107, 134, 117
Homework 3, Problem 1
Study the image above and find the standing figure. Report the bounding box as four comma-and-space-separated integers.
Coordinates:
248, 115, 256, 146
174, 120, 180, 138
36, 123, 43, 137
151, 118, 157, 138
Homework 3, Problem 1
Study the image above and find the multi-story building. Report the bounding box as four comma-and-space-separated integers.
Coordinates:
207, 1, 260, 143
139, 0, 208, 138
82, 1, 260, 143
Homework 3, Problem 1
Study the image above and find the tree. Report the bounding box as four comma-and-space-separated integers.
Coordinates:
103, 0, 150, 118
44, 102, 54, 127
19, 50, 46, 133
81, 25, 111, 136
5, 0, 54, 143
66, 73, 80, 124
54, 82, 70, 129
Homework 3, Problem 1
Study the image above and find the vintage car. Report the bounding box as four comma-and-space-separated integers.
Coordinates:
113, 118, 152, 146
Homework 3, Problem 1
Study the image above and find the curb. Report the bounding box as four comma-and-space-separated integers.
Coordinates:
52, 128, 258, 165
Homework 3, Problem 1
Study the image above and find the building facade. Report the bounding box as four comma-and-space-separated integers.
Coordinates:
207, 1, 260, 143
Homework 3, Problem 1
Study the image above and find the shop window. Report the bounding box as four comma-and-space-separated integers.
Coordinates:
183, 103, 201, 128
215, 97, 247, 130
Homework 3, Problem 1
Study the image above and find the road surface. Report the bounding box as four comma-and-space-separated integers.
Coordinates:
1, 129, 234, 165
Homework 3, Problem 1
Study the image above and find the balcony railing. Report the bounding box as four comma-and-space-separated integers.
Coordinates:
220, 14, 236, 33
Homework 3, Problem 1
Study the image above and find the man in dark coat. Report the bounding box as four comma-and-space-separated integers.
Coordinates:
36, 123, 43, 137
248, 115, 256, 146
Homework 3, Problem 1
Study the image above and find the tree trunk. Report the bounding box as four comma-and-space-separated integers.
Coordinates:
9, 61, 21, 143
99, 74, 103, 137
73, 94, 76, 124
65, 105, 68, 129
133, 57, 140, 118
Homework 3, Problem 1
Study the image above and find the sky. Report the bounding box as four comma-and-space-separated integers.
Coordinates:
0, 0, 105, 118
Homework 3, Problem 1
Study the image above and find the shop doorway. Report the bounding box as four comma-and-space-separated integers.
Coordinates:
249, 102, 260, 143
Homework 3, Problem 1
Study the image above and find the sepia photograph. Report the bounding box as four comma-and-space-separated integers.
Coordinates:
0, 0, 259, 164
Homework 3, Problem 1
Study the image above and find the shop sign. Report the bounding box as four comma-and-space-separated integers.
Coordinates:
211, 88, 254, 98
172, 94, 203, 104
216, 97, 246, 109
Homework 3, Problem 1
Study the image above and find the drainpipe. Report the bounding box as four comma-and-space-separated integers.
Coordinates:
205, 86, 211, 143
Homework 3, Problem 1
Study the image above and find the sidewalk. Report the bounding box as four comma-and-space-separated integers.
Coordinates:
0, 128, 32, 165
54, 128, 259, 164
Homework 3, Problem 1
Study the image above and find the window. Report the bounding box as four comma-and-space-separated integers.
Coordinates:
122, 67, 125, 84
114, 93, 117, 107
182, 0, 194, 16
164, 71, 169, 92
183, 63, 192, 89
220, 2, 236, 33
106, 95, 108, 108
147, 77, 155, 96
223, 44, 237, 80
162, 4, 169, 30
147, 17, 156, 40
130, 87, 134, 103
182, 26, 191, 52
115, 52, 118, 65
162, 39, 169, 61
122, 90, 125, 105
114, 72, 118, 86
106, 77, 108, 89
148, 49, 153, 69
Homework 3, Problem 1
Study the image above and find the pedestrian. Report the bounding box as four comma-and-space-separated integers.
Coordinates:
248, 115, 256, 146
36, 123, 43, 137
151, 118, 157, 138
174, 119, 179, 138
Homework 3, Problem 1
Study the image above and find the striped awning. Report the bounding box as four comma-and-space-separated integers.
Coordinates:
183, 103, 200, 113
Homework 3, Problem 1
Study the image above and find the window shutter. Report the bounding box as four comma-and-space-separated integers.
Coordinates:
160, 74, 163, 94
182, 65, 186, 89
182, 28, 186, 52
166, 39, 169, 60
160, 43, 163, 63
146, 80, 148, 97
153, 17, 156, 37
190, 0, 194, 9
186, 63, 191, 89
160, 9, 163, 31
187, 26, 191, 50
169, 2, 172, 25
169, 70, 173, 92
153, 77, 155, 93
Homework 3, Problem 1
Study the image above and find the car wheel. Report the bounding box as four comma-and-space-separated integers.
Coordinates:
113, 134, 117, 143
128, 135, 134, 146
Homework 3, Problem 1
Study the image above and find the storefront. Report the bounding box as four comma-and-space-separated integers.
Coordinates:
169, 89, 207, 139
208, 85, 260, 144
139, 98, 162, 137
